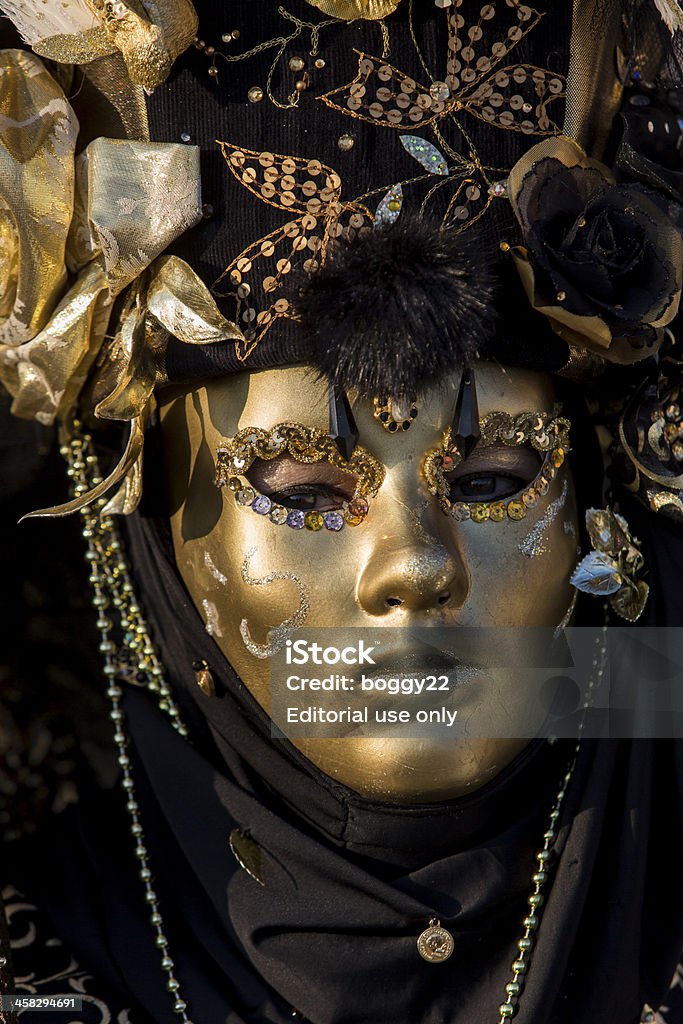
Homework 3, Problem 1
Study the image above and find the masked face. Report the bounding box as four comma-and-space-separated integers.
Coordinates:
159, 361, 579, 802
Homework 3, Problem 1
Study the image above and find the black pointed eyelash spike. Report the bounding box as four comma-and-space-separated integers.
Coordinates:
329, 385, 359, 461
451, 365, 481, 459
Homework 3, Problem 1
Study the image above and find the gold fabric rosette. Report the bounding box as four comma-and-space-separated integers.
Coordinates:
616, 349, 683, 524
0, 49, 241, 516
507, 136, 683, 366
0, 0, 198, 89
304, 0, 401, 19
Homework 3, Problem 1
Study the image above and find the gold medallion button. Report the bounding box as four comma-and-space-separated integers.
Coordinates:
417, 919, 454, 963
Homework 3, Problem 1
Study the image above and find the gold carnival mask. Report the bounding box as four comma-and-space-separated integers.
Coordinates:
160, 363, 579, 803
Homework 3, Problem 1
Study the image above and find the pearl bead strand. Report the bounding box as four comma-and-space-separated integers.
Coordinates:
63, 428, 193, 1022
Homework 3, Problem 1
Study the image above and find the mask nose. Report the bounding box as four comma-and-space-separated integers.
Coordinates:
357, 530, 470, 617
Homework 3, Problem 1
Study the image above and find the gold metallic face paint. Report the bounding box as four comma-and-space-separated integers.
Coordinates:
159, 363, 579, 803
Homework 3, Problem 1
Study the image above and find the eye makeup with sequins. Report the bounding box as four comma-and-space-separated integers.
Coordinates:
247, 455, 356, 512
215, 423, 385, 532
216, 413, 570, 533
422, 410, 571, 523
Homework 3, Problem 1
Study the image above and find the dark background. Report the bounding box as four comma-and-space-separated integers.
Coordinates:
0, 396, 114, 842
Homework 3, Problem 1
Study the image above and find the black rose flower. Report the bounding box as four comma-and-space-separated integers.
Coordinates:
508, 137, 683, 364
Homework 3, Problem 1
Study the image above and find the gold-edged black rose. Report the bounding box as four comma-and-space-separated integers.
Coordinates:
508, 137, 683, 365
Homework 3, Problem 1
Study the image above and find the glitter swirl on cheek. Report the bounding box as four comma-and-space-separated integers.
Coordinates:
204, 550, 228, 585
239, 548, 310, 659
518, 479, 569, 558
202, 599, 223, 637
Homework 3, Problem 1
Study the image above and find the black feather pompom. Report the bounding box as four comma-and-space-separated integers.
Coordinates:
295, 215, 497, 398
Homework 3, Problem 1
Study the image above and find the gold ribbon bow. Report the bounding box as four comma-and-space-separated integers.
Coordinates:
0, 50, 242, 516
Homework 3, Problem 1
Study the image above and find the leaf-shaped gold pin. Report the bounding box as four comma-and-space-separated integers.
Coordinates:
570, 551, 623, 596
229, 829, 265, 886
571, 507, 650, 622
585, 508, 631, 557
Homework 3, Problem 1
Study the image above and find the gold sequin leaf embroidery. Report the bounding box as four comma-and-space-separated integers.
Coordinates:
318, 7, 564, 138
214, 144, 373, 363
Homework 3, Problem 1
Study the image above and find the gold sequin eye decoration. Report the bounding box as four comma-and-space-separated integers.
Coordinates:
372, 395, 419, 432
422, 411, 571, 523
215, 423, 385, 533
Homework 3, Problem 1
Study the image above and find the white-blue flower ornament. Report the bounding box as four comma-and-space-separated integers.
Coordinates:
571, 508, 649, 622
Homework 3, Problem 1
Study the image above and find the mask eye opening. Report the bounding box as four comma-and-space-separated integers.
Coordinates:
215, 422, 385, 534
422, 412, 571, 523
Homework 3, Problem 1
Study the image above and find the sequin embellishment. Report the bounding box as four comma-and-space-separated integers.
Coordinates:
215, 423, 385, 533
422, 411, 571, 523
